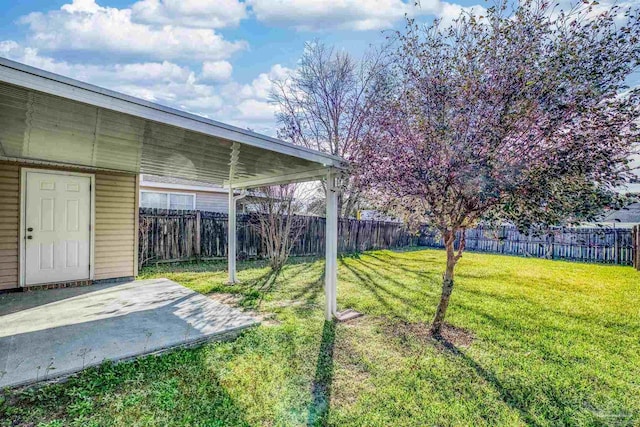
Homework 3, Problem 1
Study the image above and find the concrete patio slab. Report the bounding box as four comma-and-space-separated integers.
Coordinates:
0, 279, 258, 389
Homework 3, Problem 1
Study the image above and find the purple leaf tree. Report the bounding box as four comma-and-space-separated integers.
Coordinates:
356, 0, 640, 336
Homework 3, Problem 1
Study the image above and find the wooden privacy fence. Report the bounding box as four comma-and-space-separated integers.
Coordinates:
419, 225, 637, 266
138, 208, 414, 266
634, 225, 640, 270
139, 208, 639, 268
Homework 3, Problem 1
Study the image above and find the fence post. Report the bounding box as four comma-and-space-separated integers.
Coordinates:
633, 225, 636, 269
631, 225, 640, 271
614, 228, 619, 265
547, 232, 555, 260
195, 210, 201, 257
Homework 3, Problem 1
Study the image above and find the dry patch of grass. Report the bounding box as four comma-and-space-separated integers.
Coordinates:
384, 320, 476, 348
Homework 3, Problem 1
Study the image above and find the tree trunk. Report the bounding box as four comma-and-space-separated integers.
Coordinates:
430, 234, 458, 336
337, 192, 345, 218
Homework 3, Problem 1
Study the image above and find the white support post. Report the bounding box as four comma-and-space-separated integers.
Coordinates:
228, 188, 237, 284
325, 172, 338, 320
228, 142, 240, 284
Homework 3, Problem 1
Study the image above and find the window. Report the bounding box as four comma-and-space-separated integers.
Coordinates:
169, 193, 194, 210
141, 191, 195, 210
141, 192, 168, 209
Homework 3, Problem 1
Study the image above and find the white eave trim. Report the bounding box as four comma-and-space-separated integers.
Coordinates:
0, 58, 346, 169
225, 167, 336, 189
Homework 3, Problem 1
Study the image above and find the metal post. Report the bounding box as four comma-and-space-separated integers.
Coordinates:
227, 142, 240, 284
228, 188, 237, 283
325, 172, 338, 320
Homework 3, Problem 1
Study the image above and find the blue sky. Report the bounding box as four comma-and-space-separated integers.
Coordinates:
0, 0, 489, 135
0, 0, 638, 139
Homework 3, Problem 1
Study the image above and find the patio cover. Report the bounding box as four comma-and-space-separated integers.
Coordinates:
0, 58, 344, 320
0, 58, 344, 186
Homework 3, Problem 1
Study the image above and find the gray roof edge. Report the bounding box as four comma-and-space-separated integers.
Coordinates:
0, 57, 346, 168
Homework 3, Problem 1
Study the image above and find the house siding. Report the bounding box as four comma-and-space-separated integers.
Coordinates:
195, 191, 228, 212
0, 161, 136, 289
94, 173, 137, 280
139, 185, 230, 213
0, 163, 20, 290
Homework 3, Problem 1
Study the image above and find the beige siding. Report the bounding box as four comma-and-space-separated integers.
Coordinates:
195, 191, 228, 212
139, 185, 230, 213
0, 163, 19, 290
0, 161, 136, 289
133, 175, 140, 277
94, 172, 136, 280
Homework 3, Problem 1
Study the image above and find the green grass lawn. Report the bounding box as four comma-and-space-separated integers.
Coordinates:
2, 249, 639, 426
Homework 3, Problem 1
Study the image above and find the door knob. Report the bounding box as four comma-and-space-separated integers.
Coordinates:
27, 236, 33, 239
27, 227, 33, 232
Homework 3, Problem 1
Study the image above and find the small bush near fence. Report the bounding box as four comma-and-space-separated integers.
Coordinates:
139, 208, 639, 268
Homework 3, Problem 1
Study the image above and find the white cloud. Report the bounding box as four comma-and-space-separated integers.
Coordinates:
200, 61, 233, 82
247, 0, 491, 31
61, 0, 101, 13
0, 41, 283, 135
236, 98, 277, 121
179, 95, 225, 111
131, 0, 246, 28
236, 64, 292, 100
216, 64, 292, 131
1, 42, 197, 102
248, 0, 437, 31
19, 0, 247, 61
0, 41, 198, 97
436, 2, 488, 27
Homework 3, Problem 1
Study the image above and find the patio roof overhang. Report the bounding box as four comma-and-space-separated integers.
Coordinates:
0, 58, 346, 189
0, 57, 344, 321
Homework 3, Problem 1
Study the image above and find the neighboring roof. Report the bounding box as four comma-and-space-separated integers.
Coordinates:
0, 58, 345, 188
601, 202, 640, 224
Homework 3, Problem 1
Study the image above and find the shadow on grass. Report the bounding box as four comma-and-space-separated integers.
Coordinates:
372, 316, 545, 426
307, 320, 337, 427
340, 258, 432, 317
232, 268, 283, 309
3, 347, 251, 427
458, 285, 636, 332
355, 257, 438, 295
140, 258, 267, 275
434, 336, 542, 427
231, 260, 325, 313
290, 271, 324, 303
382, 246, 434, 254
340, 260, 400, 316
357, 252, 441, 287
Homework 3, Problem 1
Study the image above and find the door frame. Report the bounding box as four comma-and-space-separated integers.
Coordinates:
19, 168, 96, 287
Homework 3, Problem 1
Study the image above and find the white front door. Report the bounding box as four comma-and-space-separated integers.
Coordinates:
24, 171, 92, 285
